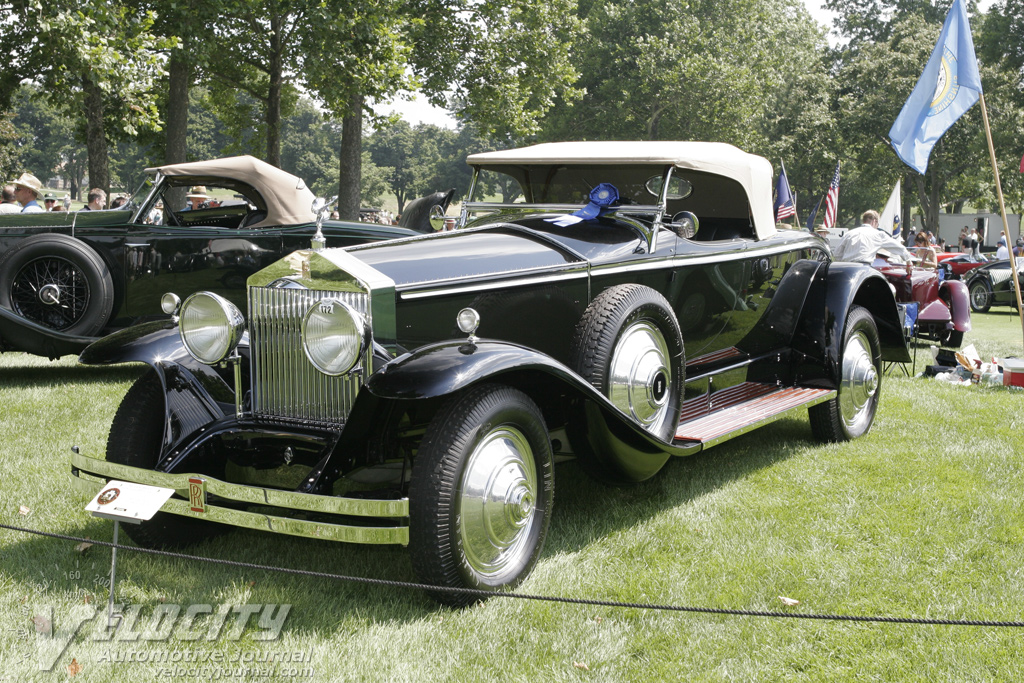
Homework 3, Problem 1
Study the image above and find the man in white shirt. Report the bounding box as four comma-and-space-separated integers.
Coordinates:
996, 238, 1009, 260
832, 210, 915, 266
0, 184, 20, 213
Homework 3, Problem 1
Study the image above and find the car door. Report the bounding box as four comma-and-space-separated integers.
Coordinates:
122, 219, 284, 319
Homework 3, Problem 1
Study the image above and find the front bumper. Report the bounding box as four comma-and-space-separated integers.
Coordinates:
70, 450, 409, 545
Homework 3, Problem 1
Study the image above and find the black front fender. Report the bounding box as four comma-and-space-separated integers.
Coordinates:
367, 339, 701, 481
79, 321, 235, 455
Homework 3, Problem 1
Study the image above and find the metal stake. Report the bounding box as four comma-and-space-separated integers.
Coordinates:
107, 521, 122, 630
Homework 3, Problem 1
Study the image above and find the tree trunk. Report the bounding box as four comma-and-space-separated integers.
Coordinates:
83, 75, 109, 202
337, 92, 362, 221
166, 49, 190, 165
266, 14, 283, 167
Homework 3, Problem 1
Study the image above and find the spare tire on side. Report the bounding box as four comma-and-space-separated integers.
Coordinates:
0, 234, 115, 336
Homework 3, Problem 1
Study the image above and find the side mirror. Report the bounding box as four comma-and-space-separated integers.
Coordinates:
429, 204, 446, 232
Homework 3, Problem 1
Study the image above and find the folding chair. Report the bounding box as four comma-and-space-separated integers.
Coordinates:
884, 302, 918, 376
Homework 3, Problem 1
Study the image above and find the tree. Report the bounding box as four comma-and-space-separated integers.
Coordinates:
0, 2, 173, 198
831, 6, 1021, 231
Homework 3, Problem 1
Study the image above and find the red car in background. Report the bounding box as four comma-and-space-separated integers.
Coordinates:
936, 252, 991, 280
875, 263, 971, 348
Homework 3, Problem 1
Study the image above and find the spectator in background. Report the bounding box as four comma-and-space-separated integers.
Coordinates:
83, 188, 107, 211
1015, 238, 1024, 258
12, 172, 44, 212
183, 186, 208, 211
0, 184, 20, 213
996, 238, 1009, 260
913, 232, 938, 269
43, 192, 58, 211
833, 210, 915, 266
960, 227, 970, 253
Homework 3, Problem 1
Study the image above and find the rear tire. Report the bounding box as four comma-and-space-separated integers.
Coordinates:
106, 370, 224, 548
0, 234, 114, 335
809, 306, 881, 442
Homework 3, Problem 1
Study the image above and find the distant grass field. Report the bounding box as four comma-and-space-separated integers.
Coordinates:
1, 311, 1022, 681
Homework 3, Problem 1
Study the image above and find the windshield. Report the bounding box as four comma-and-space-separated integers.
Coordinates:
473, 164, 670, 206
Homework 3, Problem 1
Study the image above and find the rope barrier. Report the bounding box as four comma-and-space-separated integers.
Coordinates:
3, 521, 1022, 628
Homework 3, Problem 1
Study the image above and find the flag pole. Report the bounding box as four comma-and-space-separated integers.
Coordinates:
978, 92, 1024, 346
781, 159, 800, 227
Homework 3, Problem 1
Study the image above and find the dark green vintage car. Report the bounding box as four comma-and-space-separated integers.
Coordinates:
0, 155, 418, 358
965, 258, 1024, 312
73, 141, 909, 605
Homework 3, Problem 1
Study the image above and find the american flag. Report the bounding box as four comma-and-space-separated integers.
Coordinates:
774, 164, 796, 221
822, 161, 841, 229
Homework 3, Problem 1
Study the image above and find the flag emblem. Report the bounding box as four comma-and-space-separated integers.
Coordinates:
930, 47, 959, 115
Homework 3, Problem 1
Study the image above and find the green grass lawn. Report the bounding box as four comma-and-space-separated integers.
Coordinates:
1, 311, 1023, 681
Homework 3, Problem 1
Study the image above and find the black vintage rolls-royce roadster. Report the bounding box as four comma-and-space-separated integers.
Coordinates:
0, 155, 416, 358
72, 141, 909, 605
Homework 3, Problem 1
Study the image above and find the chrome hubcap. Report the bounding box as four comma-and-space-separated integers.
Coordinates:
839, 330, 878, 435
457, 426, 538, 580
608, 320, 671, 433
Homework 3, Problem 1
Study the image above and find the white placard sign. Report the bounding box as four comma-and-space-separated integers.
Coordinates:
86, 480, 175, 524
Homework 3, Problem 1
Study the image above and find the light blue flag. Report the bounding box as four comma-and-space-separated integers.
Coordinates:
888, 0, 982, 174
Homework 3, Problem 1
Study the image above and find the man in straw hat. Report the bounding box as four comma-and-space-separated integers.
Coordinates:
11, 172, 44, 213
183, 186, 209, 211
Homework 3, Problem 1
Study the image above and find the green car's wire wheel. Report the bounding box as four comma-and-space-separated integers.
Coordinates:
0, 234, 114, 335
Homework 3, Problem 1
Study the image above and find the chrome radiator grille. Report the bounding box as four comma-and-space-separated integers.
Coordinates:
248, 286, 368, 425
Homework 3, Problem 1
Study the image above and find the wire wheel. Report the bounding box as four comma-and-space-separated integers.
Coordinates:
968, 279, 992, 313
0, 234, 114, 336
9, 255, 92, 330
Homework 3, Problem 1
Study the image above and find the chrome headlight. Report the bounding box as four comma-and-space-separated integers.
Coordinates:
179, 292, 245, 364
302, 299, 367, 375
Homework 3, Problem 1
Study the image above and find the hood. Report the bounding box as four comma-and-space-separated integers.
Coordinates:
343, 216, 642, 287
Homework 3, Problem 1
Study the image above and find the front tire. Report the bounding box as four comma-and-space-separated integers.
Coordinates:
809, 306, 881, 442
968, 279, 992, 313
105, 370, 224, 548
409, 384, 553, 607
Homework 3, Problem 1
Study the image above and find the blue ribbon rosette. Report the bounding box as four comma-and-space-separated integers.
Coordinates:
573, 183, 620, 220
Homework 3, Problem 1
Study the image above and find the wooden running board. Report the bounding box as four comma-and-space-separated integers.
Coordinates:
674, 382, 835, 447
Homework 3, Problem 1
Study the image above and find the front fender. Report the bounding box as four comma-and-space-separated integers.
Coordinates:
0, 304, 98, 359
367, 339, 585, 400
940, 279, 972, 332
79, 321, 234, 455
366, 339, 701, 481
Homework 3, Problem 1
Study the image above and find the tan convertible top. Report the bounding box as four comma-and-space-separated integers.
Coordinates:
146, 155, 316, 227
466, 141, 776, 240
